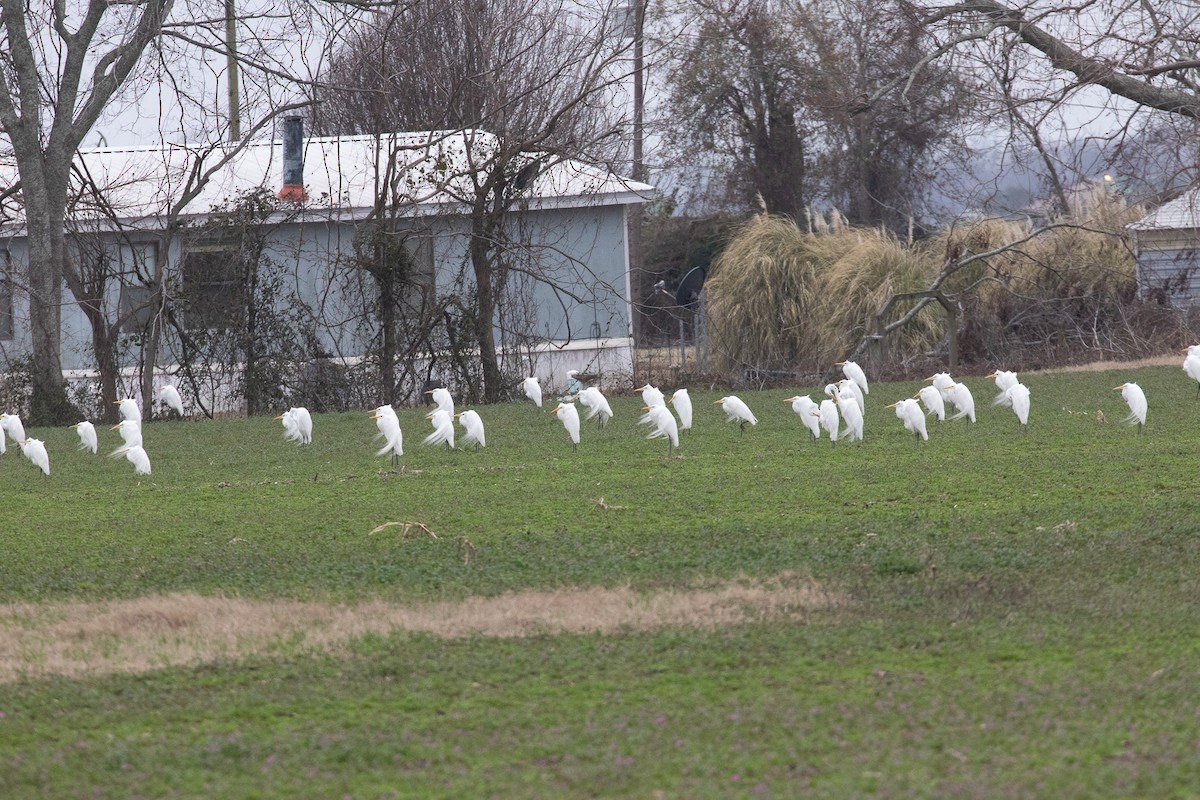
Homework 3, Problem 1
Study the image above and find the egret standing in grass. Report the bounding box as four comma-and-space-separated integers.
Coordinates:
1, 412, 26, 450
275, 407, 313, 445
551, 402, 581, 452
114, 398, 141, 425
837, 360, 869, 396
425, 387, 454, 417
715, 395, 757, 433
639, 383, 665, 408
577, 386, 614, 428
944, 382, 976, 426
1007, 383, 1031, 430
1184, 346, 1200, 397
72, 421, 98, 454
669, 388, 693, 432
519, 376, 543, 408
112, 419, 143, 448
423, 408, 456, 449
156, 384, 185, 417
19, 438, 50, 475
785, 395, 821, 441
987, 370, 1019, 407
371, 405, 404, 465
835, 383, 864, 443
1114, 382, 1147, 434
914, 385, 945, 423
455, 410, 486, 448
887, 398, 928, 448
836, 378, 866, 417
642, 403, 679, 453
814, 397, 840, 447
111, 443, 152, 475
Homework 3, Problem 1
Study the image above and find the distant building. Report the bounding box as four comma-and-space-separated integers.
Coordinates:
1128, 187, 1200, 305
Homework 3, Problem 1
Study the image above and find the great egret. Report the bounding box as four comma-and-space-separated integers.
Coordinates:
639, 383, 665, 408
669, 388, 693, 431
425, 387, 454, 416
785, 395, 820, 441
455, 410, 486, 447
1007, 383, 1031, 430
914, 385, 945, 422
19, 438, 49, 475
0, 417, 5, 455
837, 360, 869, 395
72, 421, 98, 454
714, 395, 757, 432
814, 398, 840, 446
1, 412, 26, 447
111, 443, 152, 475
944, 382, 976, 425
987, 370, 1019, 407
642, 403, 679, 453
577, 386, 614, 427
1114, 382, 1147, 433
836, 378, 866, 416
835, 383, 864, 442
111, 419, 143, 447
114, 398, 141, 424
551, 402, 581, 451
156, 384, 185, 417
887, 398, 927, 447
1184, 346, 1200, 397
519, 377, 543, 408
371, 405, 404, 465
423, 408, 456, 449
275, 407, 313, 445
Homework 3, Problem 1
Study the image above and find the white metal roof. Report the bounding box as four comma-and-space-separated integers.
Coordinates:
1128, 187, 1200, 231
0, 129, 654, 231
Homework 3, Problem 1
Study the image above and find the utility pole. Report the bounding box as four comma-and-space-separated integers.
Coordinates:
225, 0, 241, 141
626, 1, 647, 343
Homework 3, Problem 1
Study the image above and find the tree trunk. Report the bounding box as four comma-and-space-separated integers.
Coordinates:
23, 209, 78, 425
469, 220, 503, 403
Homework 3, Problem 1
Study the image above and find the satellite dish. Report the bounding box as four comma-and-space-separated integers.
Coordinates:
674, 266, 707, 308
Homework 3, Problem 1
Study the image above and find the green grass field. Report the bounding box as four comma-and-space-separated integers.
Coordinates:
3, 365, 1200, 798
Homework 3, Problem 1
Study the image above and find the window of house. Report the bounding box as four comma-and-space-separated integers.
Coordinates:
181, 243, 243, 329
117, 242, 158, 334
0, 252, 13, 341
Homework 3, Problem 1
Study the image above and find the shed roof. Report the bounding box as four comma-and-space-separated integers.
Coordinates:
1128, 187, 1200, 232
0, 129, 654, 232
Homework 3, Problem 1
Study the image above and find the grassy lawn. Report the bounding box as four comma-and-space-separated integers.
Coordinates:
3, 365, 1200, 797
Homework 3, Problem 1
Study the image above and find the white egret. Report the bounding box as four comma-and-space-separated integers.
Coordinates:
914, 385, 945, 422
275, 407, 313, 445
111, 443, 152, 475
114, 398, 141, 424
19, 438, 49, 475
425, 387, 454, 416
1007, 383, 1031, 430
987, 370, 1019, 407
111, 419, 143, 448
72, 421, 98, 454
551, 402, 581, 451
577, 386, 614, 427
887, 398, 928, 448
455, 410, 486, 447
669, 389, 693, 431
156, 384, 185, 417
423, 408, 456, 449
0, 417, 4, 454
834, 384, 864, 443
1184, 346, 1200, 397
1, 412, 26, 447
785, 395, 820, 441
927, 372, 957, 412
836, 378, 865, 416
370, 405, 404, 465
944, 382, 976, 425
642, 403, 679, 453
814, 398, 840, 446
638, 383, 665, 408
1114, 382, 1147, 433
519, 376, 543, 408
714, 395, 757, 432
837, 360, 869, 395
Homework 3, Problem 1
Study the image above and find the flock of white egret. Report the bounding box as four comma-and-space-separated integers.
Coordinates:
0, 349, 1187, 477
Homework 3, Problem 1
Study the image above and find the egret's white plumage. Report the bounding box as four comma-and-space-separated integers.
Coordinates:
836, 378, 866, 416
639, 383, 665, 408
577, 386, 614, 426
914, 385, 945, 422
785, 395, 821, 441
669, 389, 693, 431
1007, 383, 1031, 428
552, 402, 581, 451
275, 407, 313, 444
72, 421, 98, 454
111, 444, 152, 475
1184, 347, 1200, 396
928, 372, 956, 410
0, 418, 5, 455
642, 403, 679, 451
519, 377, 543, 408
156, 384, 185, 417
112, 419, 143, 448
987, 371, 1019, 407
114, 398, 141, 424
423, 408, 456, 448
1, 412, 26, 447
887, 398, 928, 445
20, 438, 50, 475
426, 387, 454, 416
715, 395, 757, 431
835, 384, 864, 442
1114, 382, 1147, 433
944, 383, 976, 424
455, 410, 486, 447
371, 405, 404, 464
837, 360, 869, 395
814, 398, 840, 445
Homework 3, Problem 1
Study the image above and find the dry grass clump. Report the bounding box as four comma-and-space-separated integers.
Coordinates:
705, 215, 940, 376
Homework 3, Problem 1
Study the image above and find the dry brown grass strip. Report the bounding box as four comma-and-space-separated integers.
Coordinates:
0, 574, 838, 683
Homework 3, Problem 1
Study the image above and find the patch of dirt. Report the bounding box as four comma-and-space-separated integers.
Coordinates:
0, 574, 838, 682
1026, 354, 1179, 375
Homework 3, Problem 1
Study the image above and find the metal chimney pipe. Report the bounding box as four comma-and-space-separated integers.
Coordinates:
278, 116, 307, 202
